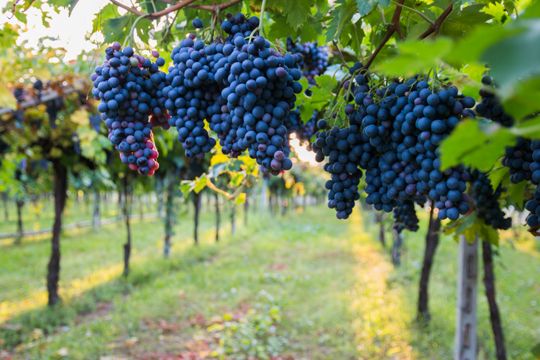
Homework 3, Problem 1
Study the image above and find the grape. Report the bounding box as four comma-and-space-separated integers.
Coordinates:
475, 75, 514, 127
525, 186, 540, 228
92, 43, 166, 175
393, 200, 419, 233
286, 38, 328, 85
192, 18, 204, 29
503, 137, 532, 184
470, 170, 511, 229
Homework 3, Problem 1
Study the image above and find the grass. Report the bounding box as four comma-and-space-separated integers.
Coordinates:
0, 204, 538, 359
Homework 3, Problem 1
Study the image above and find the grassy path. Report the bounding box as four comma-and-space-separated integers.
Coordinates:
0, 206, 538, 359
348, 212, 416, 359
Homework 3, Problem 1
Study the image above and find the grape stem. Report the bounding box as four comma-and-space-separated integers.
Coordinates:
259, 0, 267, 37
418, 3, 453, 39
189, 0, 241, 13
109, 0, 198, 19
364, 0, 405, 69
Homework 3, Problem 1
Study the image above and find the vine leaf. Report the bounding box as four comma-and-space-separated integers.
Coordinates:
440, 120, 515, 172
374, 38, 451, 77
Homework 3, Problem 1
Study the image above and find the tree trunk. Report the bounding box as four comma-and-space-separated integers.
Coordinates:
92, 190, 101, 229
260, 178, 268, 211
139, 196, 144, 220
15, 198, 24, 244
417, 205, 441, 322
163, 183, 174, 258
122, 176, 132, 277
455, 236, 478, 360
230, 203, 236, 235
2, 192, 8, 221
193, 192, 201, 245
215, 192, 220, 243
391, 229, 402, 266
244, 195, 249, 227
117, 189, 123, 216
156, 178, 164, 218
482, 241, 507, 360
46, 161, 67, 306
102, 192, 108, 217
375, 212, 385, 247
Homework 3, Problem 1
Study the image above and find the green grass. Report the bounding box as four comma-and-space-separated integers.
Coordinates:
0, 195, 153, 235
0, 205, 538, 359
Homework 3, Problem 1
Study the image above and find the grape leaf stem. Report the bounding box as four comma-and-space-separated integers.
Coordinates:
364, 0, 405, 69
418, 3, 454, 39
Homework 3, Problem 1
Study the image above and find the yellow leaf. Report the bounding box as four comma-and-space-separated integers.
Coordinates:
235, 193, 246, 205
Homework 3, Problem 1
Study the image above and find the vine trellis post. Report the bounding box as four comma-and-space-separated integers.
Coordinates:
455, 235, 478, 360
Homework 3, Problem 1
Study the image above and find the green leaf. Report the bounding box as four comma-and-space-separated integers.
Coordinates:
194, 175, 207, 193
375, 38, 452, 77
506, 181, 528, 209
103, 15, 134, 43
444, 25, 515, 66
355, 0, 389, 16
441, 4, 493, 38
501, 77, 540, 123
284, 0, 311, 30
92, 4, 120, 34
327, 0, 356, 42
482, 20, 540, 94
440, 120, 515, 171
180, 181, 193, 197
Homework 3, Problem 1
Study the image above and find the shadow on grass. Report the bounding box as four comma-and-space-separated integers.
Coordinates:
0, 244, 220, 350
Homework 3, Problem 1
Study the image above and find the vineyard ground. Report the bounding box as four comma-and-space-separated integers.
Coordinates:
0, 205, 538, 359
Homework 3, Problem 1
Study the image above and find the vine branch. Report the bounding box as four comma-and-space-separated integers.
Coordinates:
418, 3, 453, 39
188, 0, 241, 13
364, 0, 405, 69
109, 0, 198, 19
109, 0, 241, 19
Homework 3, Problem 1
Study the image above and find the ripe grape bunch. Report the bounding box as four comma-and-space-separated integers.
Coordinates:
163, 13, 303, 174
469, 170, 511, 229
286, 38, 328, 84
475, 75, 514, 127
315, 63, 477, 220
393, 200, 419, 233
92, 43, 166, 175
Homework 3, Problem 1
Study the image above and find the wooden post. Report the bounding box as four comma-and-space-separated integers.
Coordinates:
455, 235, 478, 360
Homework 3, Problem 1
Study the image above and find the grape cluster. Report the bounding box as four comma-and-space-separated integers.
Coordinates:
286, 38, 328, 84
162, 13, 302, 174
92, 42, 166, 175
315, 64, 477, 220
475, 75, 514, 127
470, 170, 511, 229
525, 187, 540, 227
315, 125, 363, 219
503, 137, 532, 183
393, 200, 419, 233
164, 36, 217, 158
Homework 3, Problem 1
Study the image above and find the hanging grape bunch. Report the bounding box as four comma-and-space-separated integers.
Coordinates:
92, 42, 167, 175
393, 200, 419, 233
469, 170, 511, 229
475, 75, 514, 127
164, 13, 303, 174
315, 63, 477, 220
286, 38, 329, 85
